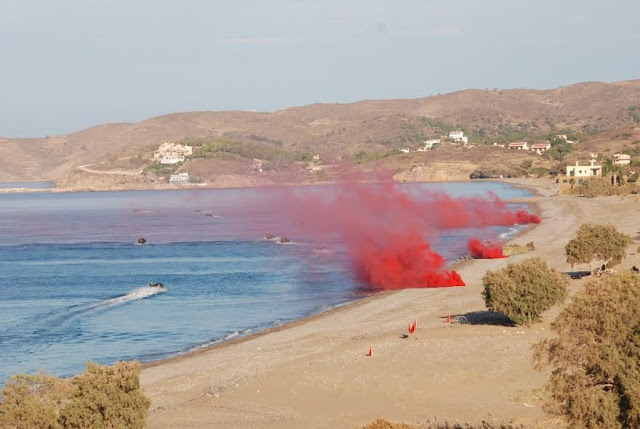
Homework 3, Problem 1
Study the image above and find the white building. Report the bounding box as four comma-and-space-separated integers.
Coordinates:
508, 141, 529, 150
613, 153, 631, 166
566, 160, 602, 178
154, 142, 193, 161
169, 172, 189, 185
417, 139, 441, 151
448, 131, 468, 145
530, 142, 551, 154
160, 155, 185, 165
400, 148, 410, 153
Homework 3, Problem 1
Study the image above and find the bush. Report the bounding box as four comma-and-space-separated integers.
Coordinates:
0, 372, 71, 429
628, 172, 639, 183
482, 257, 568, 326
565, 223, 632, 269
533, 272, 640, 429
0, 361, 150, 429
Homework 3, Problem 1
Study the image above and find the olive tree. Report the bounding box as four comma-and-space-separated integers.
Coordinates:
482, 257, 569, 326
533, 272, 640, 429
0, 361, 150, 429
565, 223, 632, 270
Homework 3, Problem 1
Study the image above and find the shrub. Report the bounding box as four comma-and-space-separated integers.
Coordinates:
565, 223, 632, 269
628, 172, 639, 183
533, 272, 640, 429
482, 257, 568, 326
580, 177, 612, 197
0, 361, 150, 429
0, 372, 71, 429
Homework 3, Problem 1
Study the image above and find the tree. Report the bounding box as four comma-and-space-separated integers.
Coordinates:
565, 223, 632, 270
58, 361, 150, 429
533, 272, 640, 429
0, 361, 150, 429
482, 257, 569, 326
0, 372, 71, 429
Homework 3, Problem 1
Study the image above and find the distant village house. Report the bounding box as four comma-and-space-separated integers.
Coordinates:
507, 141, 529, 151
566, 160, 602, 178
613, 153, 631, 166
169, 172, 189, 185
417, 139, 441, 152
530, 142, 551, 154
154, 142, 193, 165
161, 155, 184, 165
448, 131, 468, 145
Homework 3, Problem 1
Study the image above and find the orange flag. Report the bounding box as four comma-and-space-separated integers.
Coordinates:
408, 320, 417, 334
367, 346, 372, 357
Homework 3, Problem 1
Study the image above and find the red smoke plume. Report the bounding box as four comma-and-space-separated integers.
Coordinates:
266, 179, 539, 290
467, 238, 506, 259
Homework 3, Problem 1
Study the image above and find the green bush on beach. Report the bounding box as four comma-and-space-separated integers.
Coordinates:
565, 223, 632, 270
0, 361, 150, 429
482, 257, 568, 326
533, 272, 640, 429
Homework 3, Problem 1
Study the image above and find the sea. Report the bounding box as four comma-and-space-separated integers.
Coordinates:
0, 181, 531, 383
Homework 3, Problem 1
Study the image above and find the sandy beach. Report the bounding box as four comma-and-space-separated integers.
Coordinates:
141, 178, 640, 428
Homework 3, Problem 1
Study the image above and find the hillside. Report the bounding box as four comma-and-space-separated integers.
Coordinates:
1, 79, 639, 187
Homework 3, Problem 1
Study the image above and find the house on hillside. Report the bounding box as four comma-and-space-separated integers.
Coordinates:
448, 131, 468, 145
169, 172, 189, 185
613, 153, 631, 166
566, 160, 602, 178
531, 142, 551, 154
559, 160, 602, 191
161, 155, 184, 164
400, 148, 410, 153
417, 139, 440, 151
507, 141, 529, 151
154, 142, 193, 164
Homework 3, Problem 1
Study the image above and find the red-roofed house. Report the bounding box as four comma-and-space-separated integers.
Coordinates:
531, 142, 551, 154
507, 141, 529, 151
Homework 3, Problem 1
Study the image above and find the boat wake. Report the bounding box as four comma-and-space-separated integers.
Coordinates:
66, 286, 166, 319
1, 287, 167, 347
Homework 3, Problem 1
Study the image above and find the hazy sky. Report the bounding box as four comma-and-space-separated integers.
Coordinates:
1, 0, 639, 137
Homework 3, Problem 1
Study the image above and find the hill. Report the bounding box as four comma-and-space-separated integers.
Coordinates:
1, 79, 639, 188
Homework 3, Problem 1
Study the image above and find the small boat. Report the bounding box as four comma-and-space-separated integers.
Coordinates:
149, 282, 164, 288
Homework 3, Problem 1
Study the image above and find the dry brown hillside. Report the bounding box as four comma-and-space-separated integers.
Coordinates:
1, 79, 639, 184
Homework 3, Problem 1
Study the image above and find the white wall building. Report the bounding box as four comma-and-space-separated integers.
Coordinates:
154, 142, 193, 160
160, 155, 185, 165
508, 141, 529, 150
613, 153, 631, 166
566, 160, 602, 178
448, 131, 468, 145
530, 142, 551, 154
169, 172, 189, 185
417, 139, 441, 151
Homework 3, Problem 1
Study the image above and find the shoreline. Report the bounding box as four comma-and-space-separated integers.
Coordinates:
140, 180, 570, 429
140, 184, 542, 372
0, 176, 547, 195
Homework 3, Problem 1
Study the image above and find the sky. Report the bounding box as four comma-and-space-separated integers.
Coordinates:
1, 0, 639, 137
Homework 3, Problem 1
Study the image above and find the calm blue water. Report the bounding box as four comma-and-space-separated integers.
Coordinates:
0, 182, 530, 383
0, 181, 53, 189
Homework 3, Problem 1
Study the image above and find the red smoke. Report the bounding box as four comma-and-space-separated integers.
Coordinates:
353, 233, 465, 288
467, 238, 506, 259
265, 179, 539, 290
